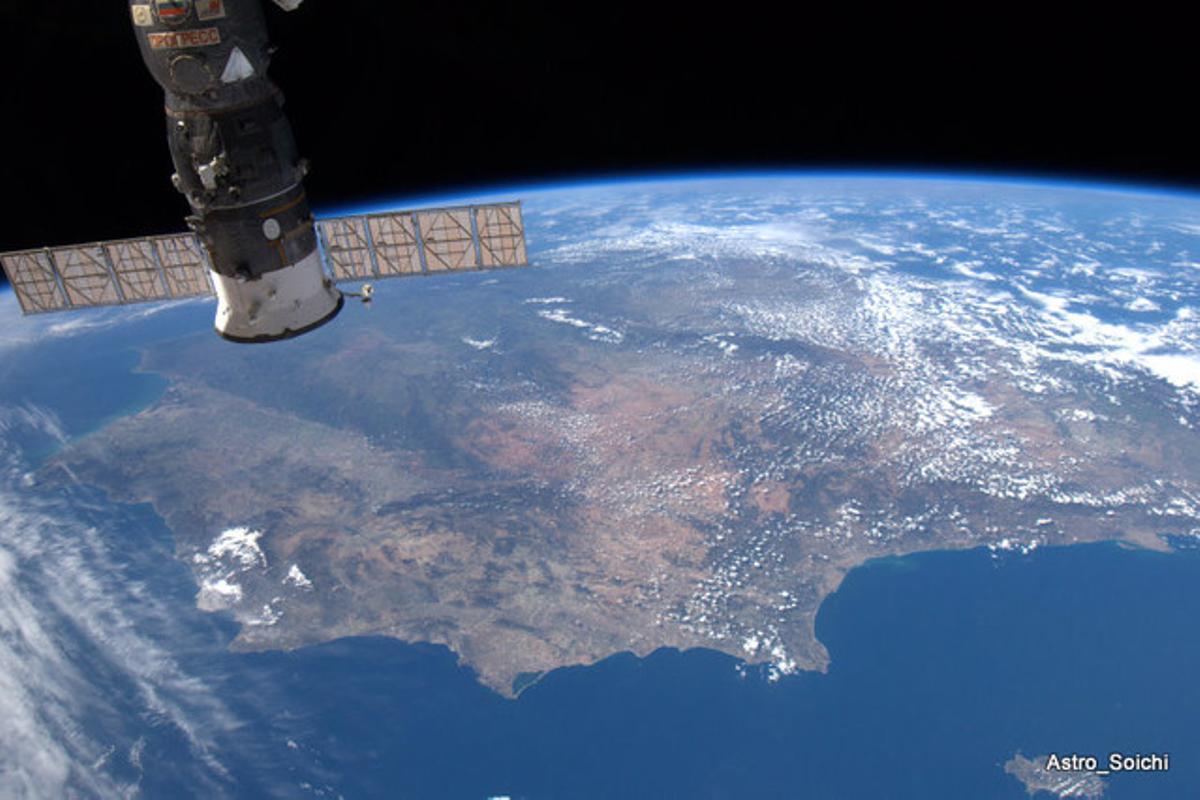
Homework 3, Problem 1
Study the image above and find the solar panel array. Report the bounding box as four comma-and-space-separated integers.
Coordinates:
0, 233, 213, 315
1, 201, 528, 316
317, 201, 527, 282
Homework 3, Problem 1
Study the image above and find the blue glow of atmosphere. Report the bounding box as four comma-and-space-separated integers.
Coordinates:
313, 167, 1200, 217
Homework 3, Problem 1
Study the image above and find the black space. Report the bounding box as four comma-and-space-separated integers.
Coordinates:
0, 3, 1192, 257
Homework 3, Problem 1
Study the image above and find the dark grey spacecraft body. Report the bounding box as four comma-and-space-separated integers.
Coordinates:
135, 0, 340, 341
1, 0, 527, 342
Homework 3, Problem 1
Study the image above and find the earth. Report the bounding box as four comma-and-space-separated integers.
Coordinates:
2, 174, 1199, 797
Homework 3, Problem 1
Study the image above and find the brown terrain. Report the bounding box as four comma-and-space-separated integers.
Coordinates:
41, 260, 1200, 697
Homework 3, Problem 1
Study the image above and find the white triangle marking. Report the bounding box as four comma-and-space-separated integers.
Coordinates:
221, 47, 255, 84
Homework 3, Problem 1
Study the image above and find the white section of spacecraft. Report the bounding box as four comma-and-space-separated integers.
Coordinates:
0, 201, 529, 340
220, 47, 256, 83
211, 249, 340, 341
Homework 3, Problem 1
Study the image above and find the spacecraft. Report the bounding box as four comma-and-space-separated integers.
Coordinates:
0, 0, 527, 343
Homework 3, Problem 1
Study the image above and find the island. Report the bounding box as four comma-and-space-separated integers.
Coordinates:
1004, 753, 1106, 799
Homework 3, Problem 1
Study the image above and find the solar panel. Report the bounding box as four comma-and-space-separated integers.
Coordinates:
318, 200, 527, 284
1, 250, 68, 314
54, 244, 122, 308
0, 233, 214, 315
368, 214, 423, 276
152, 234, 213, 299
417, 208, 478, 272
106, 240, 169, 302
1, 201, 527, 318
475, 203, 528, 267
317, 216, 373, 280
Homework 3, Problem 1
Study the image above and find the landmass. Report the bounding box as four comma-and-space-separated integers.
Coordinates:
39, 255, 1200, 696
1004, 753, 1106, 799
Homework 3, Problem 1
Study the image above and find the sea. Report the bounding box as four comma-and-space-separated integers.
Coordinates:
2, 300, 1198, 799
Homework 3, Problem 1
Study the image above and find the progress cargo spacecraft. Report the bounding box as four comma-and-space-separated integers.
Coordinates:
1, 0, 528, 343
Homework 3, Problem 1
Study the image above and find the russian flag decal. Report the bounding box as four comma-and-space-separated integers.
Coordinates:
155, 0, 191, 23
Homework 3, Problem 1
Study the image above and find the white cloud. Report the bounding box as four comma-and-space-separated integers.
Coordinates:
949, 260, 1001, 281
538, 216, 846, 268
284, 564, 313, 590
198, 577, 244, 609
0, 418, 238, 796
0, 546, 14, 584
0, 404, 67, 444
462, 336, 497, 351
536, 308, 624, 343
206, 526, 266, 569
0, 295, 209, 353
1017, 286, 1200, 389
1127, 296, 1161, 312
1138, 354, 1200, 389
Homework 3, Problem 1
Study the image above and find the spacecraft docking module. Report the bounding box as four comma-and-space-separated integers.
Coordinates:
132, 0, 340, 342
0, 0, 529, 343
